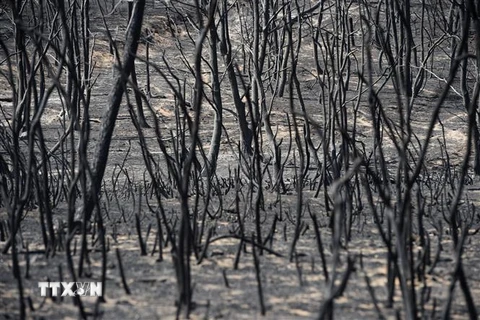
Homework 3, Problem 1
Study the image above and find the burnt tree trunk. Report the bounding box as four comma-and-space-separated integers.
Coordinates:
219, 0, 252, 155
128, 0, 149, 128
77, 0, 146, 226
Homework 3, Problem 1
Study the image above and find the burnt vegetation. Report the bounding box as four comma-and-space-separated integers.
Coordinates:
0, 0, 480, 319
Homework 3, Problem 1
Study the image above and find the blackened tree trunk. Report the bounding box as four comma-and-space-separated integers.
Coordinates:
78, 0, 146, 226
219, 0, 252, 155
128, 0, 150, 128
